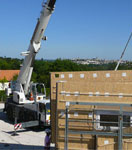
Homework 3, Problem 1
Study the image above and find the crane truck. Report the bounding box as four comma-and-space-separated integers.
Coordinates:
4, 0, 56, 128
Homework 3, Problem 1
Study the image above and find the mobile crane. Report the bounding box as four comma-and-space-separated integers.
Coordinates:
4, 0, 56, 128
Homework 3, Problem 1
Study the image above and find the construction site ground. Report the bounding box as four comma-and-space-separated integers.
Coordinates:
0, 103, 54, 150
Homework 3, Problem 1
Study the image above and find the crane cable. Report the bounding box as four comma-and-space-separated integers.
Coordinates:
115, 31, 132, 71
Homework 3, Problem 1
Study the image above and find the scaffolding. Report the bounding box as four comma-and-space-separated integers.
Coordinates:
64, 102, 132, 150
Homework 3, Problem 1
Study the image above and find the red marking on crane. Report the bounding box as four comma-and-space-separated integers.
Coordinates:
29, 92, 34, 101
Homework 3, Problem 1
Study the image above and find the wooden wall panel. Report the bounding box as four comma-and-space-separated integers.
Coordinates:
50, 70, 132, 149
97, 136, 132, 150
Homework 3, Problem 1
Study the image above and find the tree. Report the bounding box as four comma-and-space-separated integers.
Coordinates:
0, 77, 8, 90
12, 74, 18, 81
0, 77, 7, 102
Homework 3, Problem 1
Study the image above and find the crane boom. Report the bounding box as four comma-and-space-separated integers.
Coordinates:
14, 0, 56, 103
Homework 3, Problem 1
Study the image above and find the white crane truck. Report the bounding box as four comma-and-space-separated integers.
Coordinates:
4, 0, 56, 128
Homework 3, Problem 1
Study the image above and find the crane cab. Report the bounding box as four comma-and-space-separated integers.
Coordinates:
30, 83, 46, 101
13, 82, 47, 104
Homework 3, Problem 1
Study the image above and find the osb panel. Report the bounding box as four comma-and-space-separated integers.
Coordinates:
51, 70, 132, 86
97, 136, 132, 150
57, 137, 95, 150
58, 113, 93, 130
57, 81, 132, 107
123, 139, 132, 150
50, 70, 132, 145
123, 127, 132, 134
56, 82, 95, 150
50, 70, 132, 101
57, 129, 95, 150
97, 136, 117, 150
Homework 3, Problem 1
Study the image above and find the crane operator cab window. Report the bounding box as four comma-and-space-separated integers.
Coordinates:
36, 84, 45, 95
30, 83, 46, 100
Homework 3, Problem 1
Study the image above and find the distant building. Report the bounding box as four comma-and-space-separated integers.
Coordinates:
0, 70, 20, 90
72, 58, 124, 65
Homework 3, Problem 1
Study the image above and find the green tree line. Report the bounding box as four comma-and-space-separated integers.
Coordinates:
1, 57, 132, 89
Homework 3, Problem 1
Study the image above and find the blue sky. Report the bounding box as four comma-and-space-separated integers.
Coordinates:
0, 0, 132, 60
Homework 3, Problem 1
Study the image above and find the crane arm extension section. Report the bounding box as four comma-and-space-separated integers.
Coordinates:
16, 0, 56, 94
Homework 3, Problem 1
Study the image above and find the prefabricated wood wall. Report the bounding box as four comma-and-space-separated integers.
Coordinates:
56, 81, 95, 149
97, 136, 132, 150
50, 70, 132, 149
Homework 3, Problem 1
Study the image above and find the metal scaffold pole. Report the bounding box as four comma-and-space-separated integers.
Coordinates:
63, 101, 132, 150
64, 102, 69, 150
118, 106, 123, 150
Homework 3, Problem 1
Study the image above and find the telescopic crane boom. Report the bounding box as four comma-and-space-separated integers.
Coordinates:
13, 0, 56, 104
